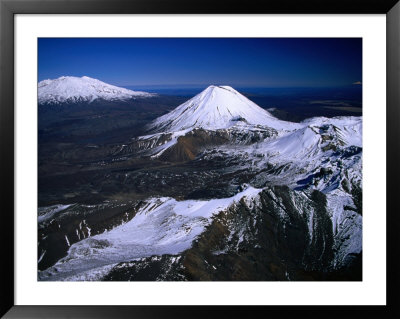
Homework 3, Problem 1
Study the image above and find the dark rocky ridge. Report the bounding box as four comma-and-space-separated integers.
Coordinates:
38, 200, 142, 271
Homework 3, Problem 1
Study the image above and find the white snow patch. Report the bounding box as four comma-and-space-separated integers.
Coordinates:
65, 235, 70, 247
38, 204, 73, 223
38, 250, 46, 263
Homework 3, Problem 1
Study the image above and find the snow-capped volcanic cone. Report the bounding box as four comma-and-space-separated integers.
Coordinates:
38, 76, 154, 104
149, 85, 299, 132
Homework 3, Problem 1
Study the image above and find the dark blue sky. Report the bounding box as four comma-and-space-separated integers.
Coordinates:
38, 38, 362, 88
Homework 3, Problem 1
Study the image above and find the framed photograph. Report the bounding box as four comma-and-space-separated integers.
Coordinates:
1, 0, 399, 317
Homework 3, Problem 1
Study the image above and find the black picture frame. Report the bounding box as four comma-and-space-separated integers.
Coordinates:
1, 0, 399, 318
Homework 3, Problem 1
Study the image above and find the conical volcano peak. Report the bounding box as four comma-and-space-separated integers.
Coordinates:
149, 85, 299, 132
206, 85, 235, 90
193, 85, 240, 104
203, 85, 238, 94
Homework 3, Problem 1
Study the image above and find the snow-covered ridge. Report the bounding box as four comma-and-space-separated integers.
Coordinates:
38, 187, 262, 281
38, 76, 155, 104
149, 85, 300, 132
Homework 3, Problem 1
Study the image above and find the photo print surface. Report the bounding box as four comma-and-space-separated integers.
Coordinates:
37, 38, 362, 281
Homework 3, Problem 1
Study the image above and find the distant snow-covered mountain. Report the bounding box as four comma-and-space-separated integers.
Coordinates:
38, 76, 155, 104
